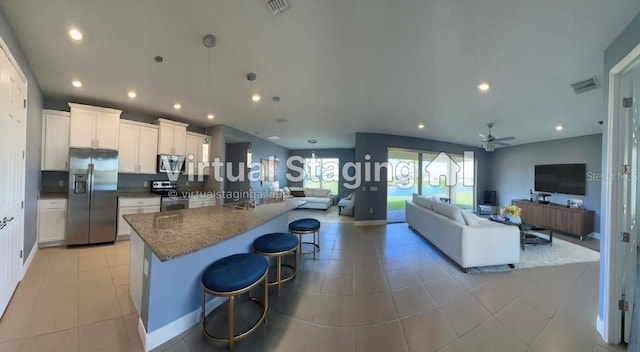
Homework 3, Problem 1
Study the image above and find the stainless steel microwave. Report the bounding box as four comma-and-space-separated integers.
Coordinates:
157, 154, 186, 173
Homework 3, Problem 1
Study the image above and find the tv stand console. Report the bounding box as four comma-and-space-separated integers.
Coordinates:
512, 200, 595, 240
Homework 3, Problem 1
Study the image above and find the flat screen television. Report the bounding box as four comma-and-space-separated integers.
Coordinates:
534, 163, 586, 195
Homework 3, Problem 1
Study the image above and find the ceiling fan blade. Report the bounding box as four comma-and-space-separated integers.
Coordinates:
478, 133, 487, 140
494, 141, 511, 147
494, 136, 516, 142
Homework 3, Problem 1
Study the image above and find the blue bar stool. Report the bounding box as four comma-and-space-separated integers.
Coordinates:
288, 218, 321, 260
253, 233, 299, 293
200, 253, 268, 349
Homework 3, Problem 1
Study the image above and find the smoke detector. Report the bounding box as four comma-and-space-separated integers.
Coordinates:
265, 0, 290, 15
571, 76, 600, 94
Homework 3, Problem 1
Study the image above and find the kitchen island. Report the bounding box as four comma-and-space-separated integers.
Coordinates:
124, 199, 305, 351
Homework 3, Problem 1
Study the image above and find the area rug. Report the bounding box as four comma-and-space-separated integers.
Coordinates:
469, 237, 600, 273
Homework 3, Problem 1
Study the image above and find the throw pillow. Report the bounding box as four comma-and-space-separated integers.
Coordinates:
460, 211, 478, 226
347, 192, 353, 200
290, 190, 306, 197
432, 202, 466, 224
414, 196, 433, 210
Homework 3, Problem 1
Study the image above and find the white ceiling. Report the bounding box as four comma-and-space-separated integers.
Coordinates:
1, 0, 639, 149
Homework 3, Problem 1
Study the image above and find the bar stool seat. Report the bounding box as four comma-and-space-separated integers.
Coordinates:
201, 253, 268, 349
289, 218, 321, 260
253, 233, 299, 293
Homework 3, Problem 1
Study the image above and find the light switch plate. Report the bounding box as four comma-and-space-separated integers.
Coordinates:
58, 180, 64, 187
370, 186, 378, 191
143, 181, 148, 187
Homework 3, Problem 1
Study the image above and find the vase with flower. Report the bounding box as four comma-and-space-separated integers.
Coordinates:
501, 205, 521, 223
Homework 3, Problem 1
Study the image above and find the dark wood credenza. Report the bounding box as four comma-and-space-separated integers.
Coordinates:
512, 200, 595, 240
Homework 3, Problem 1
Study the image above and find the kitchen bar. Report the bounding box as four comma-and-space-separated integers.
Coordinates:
124, 199, 305, 351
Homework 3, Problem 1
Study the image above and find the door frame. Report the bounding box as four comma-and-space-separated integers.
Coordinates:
600, 43, 640, 344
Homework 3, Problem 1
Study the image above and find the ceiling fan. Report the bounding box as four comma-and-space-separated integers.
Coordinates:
479, 123, 515, 152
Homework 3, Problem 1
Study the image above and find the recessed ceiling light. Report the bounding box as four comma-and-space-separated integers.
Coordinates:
556, 125, 564, 131
418, 123, 425, 129
308, 139, 317, 144
72, 80, 82, 88
69, 28, 83, 41
128, 91, 137, 98
251, 94, 261, 102
207, 114, 214, 120
267, 136, 280, 140
477, 82, 490, 92
173, 103, 181, 110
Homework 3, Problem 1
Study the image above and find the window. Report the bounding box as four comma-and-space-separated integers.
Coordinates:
304, 158, 340, 194
421, 152, 475, 210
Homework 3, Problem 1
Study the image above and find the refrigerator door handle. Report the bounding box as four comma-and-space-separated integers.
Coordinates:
87, 163, 94, 208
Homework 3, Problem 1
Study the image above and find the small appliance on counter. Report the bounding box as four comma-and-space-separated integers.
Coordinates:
66, 148, 118, 245
151, 181, 189, 211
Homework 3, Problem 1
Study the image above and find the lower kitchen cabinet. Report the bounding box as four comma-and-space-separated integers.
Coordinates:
38, 199, 67, 246
118, 197, 161, 239
188, 196, 216, 208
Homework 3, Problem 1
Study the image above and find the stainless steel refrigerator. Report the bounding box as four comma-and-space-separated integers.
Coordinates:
66, 148, 118, 245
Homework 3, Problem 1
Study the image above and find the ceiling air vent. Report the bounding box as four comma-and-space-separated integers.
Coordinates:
571, 76, 600, 94
265, 0, 290, 15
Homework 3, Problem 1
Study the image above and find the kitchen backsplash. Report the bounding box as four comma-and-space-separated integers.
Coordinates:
41, 171, 208, 193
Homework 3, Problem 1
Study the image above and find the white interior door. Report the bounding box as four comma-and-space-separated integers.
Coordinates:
0, 46, 26, 318
619, 66, 640, 342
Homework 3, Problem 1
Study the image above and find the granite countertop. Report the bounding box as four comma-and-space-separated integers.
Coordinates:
39, 192, 68, 200
124, 199, 305, 261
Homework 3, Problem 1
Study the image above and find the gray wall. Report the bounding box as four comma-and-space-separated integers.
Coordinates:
601, 10, 640, 335
0, 9, 44, 261
353, 132, 491, 222
288, 148, 355, 199
490, 134, 603, 232
224, 142, 251, 203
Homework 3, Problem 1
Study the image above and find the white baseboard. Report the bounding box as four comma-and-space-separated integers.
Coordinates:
140, 297, 225, 351
354, 220, 387, 226
22, 242, 38, 278
591, 232, 601, 240
116, 235, 130, 241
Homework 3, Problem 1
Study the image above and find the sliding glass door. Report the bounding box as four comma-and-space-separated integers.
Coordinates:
387, 148, 476, 223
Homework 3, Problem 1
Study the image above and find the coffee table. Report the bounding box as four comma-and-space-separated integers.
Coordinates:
489, 215, 553, 250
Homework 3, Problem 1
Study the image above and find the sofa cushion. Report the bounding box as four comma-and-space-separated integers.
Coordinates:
461, 211, 478, 226
414, 196, 433, 210
432, 202, 466, 224
304, 188, 331, 197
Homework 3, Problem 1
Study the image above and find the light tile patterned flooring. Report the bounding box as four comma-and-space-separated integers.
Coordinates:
0, 222, 628, 352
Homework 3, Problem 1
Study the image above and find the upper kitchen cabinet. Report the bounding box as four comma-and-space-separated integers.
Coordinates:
69, 103, 122, 150
157, 118, 188, 155
118, 120, 159, 174
41, 110, 70, 170
185, 132, 211, 176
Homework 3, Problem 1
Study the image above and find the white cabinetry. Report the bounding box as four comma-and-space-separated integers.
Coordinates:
37, 199, 67, 245
41, 110, 70, 170
69, 103, 122, 149
185, 132, 211, 176
157, 118, 187, 155
118, 120, 159, 174
117, 197, 161, 239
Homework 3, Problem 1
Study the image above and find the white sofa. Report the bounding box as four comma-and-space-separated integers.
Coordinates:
406, 195, 520, 272
289, 188, 334, 210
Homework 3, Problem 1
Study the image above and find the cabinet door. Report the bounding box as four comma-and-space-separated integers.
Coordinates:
158, 124, 174, 154
203, 199, 216, 207
118, 123, 139, 173
138, 126, 159, 174
188, 199, 203, 209
140, 205, 160, 214
118, 206, 141, 237
38, 208, 66, 243
185, 134, 200, 176
95, 113, 120, 149
42, 114, 69, 170
173, 125, 187, 155
69, 110, 95, 148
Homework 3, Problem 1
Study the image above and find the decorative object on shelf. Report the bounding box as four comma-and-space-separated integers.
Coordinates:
567, 199, 583, 209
